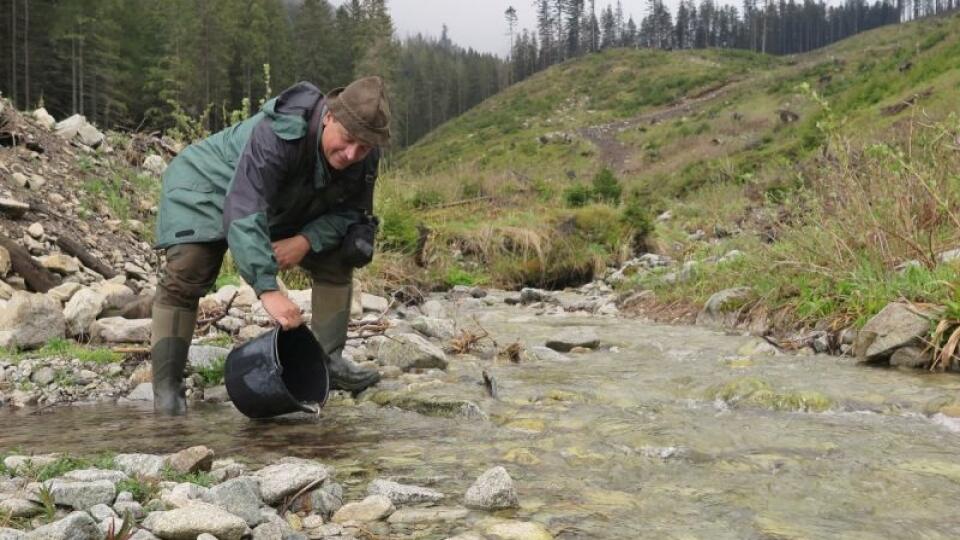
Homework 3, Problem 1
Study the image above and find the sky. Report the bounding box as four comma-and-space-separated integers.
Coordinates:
330, 1, 680, 58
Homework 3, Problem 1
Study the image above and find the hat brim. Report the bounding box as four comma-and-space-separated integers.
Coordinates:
325, 88, 391, 147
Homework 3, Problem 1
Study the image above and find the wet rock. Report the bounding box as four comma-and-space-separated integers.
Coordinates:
370, 333, 447, 371
125, 382, 154, 402
63, 288, 106, 336
367, 479, 443, 506
114, 453, 166, 478
737, 339, 780, 356
520, 288, 549, 304
187, 346, 229, 371
0, 292, 66, 350
254, 458, 331, 505
464, 466, 519, 510
890, 345, 931, 369
24, 510, 101, 540
482, 520, 553, 540
142, 501, 250, 540
854, 302, 935, 362
369, 391, 486, 420
0, 498, 42, 518
90, 317, 151, 343
387, 506, 469, 524
202, 476, 264, 527
544, 328, 600, 352
166, 446, 214, 474
410, 316, 456, 340
331, 494, 394, 523
696, 287, 753, 328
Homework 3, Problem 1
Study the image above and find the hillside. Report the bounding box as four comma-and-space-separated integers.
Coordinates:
378, 12, 960, 331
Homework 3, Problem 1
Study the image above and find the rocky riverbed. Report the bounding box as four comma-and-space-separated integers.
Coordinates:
4, 284, 960, 539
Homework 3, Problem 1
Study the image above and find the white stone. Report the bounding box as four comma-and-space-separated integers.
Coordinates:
0, 292, 66, 349
27, 222, 44, 239
39, 253, 80, 275
90, 317, 151, 343
142, 154, 167, 176
32, 107, 56, 129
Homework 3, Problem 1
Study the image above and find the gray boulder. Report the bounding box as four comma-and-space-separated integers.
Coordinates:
62, 469, 128, 485
114, 454, 165, 478
187, 346, 229, 371
545, 328, 600, 352
367, 479, 443, 506
386, 506, 469, 524
410, 316, 456, 340
42, 479, 116, 510
254, 458, 331, 505
0, 292, 66, 350
370, 334, 447, 371
63, 288, 106, 337
24, 511, 100, 540
142, 501, 250, 540
331, 495, 394, 523
202, 476, 264, 527
90, 318, 151, 343
0, 498, 42, 518
464, 466, 519, 510
854, 302, 935, 362
696, 287, 753, 328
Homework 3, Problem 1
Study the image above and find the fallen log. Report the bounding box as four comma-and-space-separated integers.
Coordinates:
0, 233, 59, 292
56, 235, 117, 279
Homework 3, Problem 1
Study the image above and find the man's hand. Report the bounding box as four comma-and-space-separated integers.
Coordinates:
272, 235, 311, 270
260, 290, 303, 330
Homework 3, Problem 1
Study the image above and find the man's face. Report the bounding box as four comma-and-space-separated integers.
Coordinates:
321, 112, 373, 170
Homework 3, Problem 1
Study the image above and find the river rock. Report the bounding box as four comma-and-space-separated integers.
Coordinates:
525, 346, 569, 362
32, 107, 56, 129
696, 287, 753, 328
39, 254, 79, 275
115, 453, 166, 478
187, 346, 229, 371
369, 333, 447, 371
30, 366, 56, 386
482, 520, 553, 540
254, 458, 331, 505
443, 533, 486, 540
367, 479, 443, 506
0, 247, 10, 277
361, 293, 389, 313
387, 506, 469, 524
854, 302, 935, 362
128, 530, 161, 540
166, 446, 214, 474
113, 499, 146, 520
309, 482, 343, 518
63, 288, 106, 336
202, 476, 264, 527
420, 300, 448, 319
0, 292, 66, 349
464, 466, 519, 509
3, 455, 58, 475
90, 317, 151, 343
890, 345, 931, 369
0, 498, 42, 518
62, 469, 128, 484
545, 328, 600, 352
27, 222, 44, 239
125, 382, 154, 402
41, 479, 116, 509
24, 510, 101, 540
331, 495, 394, 523
410, 316, 456, 339
96, 282, 136, 311
89, 503, 117, 521
0, 281, 13, 301
47, 282, 82, 304
142, 501, 250, 540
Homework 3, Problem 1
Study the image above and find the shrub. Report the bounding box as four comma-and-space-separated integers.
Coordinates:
378, 203, 420, 253
620, 190, 655, 254
563, 183, 594, 208
409, 188, 443, 209
591, 168, 622, 205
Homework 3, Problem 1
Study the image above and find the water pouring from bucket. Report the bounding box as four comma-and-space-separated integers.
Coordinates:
224, 325, 331, 418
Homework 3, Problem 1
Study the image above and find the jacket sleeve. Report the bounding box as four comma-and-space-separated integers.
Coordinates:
298, 152, 378, 253
223, 119, 297, 296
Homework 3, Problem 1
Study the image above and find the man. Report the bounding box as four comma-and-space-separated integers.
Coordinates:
151, 77, 389, 415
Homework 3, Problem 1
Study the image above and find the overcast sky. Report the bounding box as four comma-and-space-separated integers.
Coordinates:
330, 1, 686, 58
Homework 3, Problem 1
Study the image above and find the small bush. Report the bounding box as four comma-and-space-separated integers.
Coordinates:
563, 183, 594, 208
591, 168, 622, 205
195, 357, 226, 387
378, 203, 420, 253
460, 179, 485, 199
444, 267, 487, 287
409, 189, 443, 209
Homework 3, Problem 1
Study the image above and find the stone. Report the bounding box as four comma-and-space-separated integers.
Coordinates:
202, 476, 264, 527
0, 281, 13, 301
162, 482, 210, 508
520, 288, 548, 304
32, 108, 56, 129
125, 382, 154, 402
55, 114, 86, 139
855, 302, 935, 362
367, 479, 443, 506
114, 453, 166, 478
251, 522, 286, 540
27, 222, 44, 239
90, 317, 151, 343
387, 506, 469, 524
40, 479, 115, 509
482, 520, 553, 540
0, 246, 10, 277
524, 346, 569, 363
166, 446, 214, 474
0, 292, 66, 350
47, 282, 83, 303
142, 155, 167, 176
88, 503, 118, 522
545, 328, 600, 352
309, 483, 343, 518
890, 345, 931, 369
63, 288, 106, 336
0, 498, 42, 518
113, 499, 146, 520
464, 466, 519, 510
142, 501, 250, 540
28, 174, 46, 190
11, 172, 28, 188
696, 287, 753, 328
331, 495, 394, 523
369, 333, 447, 371
30, 366, 56, 386
361, 293, 390, 313
96, 282, 136, 311
239, 325, 270, 341
410, 316, 456, 340
187, 345, 229, 371
24, 511, 101, 540
77, 124, 105, 148
254, 458, 331, 505
3, 455, 59, 475
420, 300, 448, 319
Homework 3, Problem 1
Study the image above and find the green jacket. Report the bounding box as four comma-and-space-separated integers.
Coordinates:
155, 81, 378, 296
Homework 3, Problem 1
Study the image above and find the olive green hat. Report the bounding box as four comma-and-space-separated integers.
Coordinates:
326, 76, 392, 147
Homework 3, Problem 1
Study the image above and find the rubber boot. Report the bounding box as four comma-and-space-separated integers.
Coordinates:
151, 304, 198, 415
311, 283, 380, 392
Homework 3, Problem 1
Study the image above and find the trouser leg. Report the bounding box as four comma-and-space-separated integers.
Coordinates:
152, 242, 226, 415
301, 247, 380, 392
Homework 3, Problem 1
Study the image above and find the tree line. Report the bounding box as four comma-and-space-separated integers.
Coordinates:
509, 0, 958, 82
0, 0, 507, 148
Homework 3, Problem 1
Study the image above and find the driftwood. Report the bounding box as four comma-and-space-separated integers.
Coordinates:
56, 235, 117, 279
0, 233, 59, 292
0, 197, 30, 219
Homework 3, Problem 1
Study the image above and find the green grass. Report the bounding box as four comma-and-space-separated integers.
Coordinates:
195, 357, 226, 387
0, 338, 122, 364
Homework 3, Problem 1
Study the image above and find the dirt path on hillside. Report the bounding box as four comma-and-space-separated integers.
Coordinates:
577, 79, 739, 173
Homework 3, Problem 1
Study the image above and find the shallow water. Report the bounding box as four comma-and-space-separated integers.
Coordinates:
4, 298, 960, 539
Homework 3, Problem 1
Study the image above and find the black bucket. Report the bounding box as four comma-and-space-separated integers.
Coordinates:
224, 325, 330, 418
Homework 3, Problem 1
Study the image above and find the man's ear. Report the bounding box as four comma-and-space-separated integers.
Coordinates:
322, 111, 334, 127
